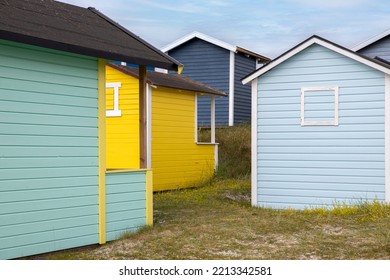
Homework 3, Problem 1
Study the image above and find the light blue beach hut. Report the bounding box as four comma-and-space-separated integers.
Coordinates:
243, 35, 390, 209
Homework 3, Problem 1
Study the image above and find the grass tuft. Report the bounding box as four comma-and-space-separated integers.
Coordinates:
304, 200, 390, 222
199, 123, 251, 179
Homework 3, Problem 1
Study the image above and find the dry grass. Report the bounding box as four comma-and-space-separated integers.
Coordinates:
32, 178, 390, 260
199, 124, 251, 179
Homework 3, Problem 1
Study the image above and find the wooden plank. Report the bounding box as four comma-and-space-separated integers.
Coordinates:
139, 65, 147, 168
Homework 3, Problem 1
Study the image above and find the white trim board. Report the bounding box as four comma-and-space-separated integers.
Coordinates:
162, 31, 236, 53
352, 28, 390, 51
251, 79, 258, 207
146, 83, 152, 169
228, 50, 235, 126
385, 74, 390, 203
242, 35, 390, 85
106, 82, 122, 117
194, 94, 198, 143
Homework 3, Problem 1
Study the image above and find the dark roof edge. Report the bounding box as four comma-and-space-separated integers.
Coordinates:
107, 63, 153, 84
374, 56, 390, 65
1, 30, 178, 69
88, 7, 183, 71
241, 35, 390, 82
236, 46, 271, 62
312, 35, 390, 70
107, 63, 227, 96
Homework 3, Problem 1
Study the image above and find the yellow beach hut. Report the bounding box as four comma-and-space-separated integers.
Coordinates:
106, 63, 226, 191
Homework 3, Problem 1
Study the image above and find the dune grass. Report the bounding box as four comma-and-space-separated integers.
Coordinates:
199, 123, 251, 179
34, 177, 390, 260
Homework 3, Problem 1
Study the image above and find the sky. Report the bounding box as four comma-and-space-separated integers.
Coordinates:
61, 0, 390, 59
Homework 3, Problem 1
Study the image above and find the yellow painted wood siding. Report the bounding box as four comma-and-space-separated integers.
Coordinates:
152, 87, 215, 191
105, 66, 215, 191
106, 67, 139, 169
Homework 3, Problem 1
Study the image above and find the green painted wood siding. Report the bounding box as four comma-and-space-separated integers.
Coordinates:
106, 171, 146, 241
0, 40, 99, 259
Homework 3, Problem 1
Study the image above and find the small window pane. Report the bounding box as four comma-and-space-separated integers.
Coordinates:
301, 86, 338, 126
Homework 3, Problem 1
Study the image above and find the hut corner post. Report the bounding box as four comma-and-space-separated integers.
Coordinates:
98, 58, 107, 244
139, 66, 147, 168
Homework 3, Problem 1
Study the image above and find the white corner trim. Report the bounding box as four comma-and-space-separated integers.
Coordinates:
194, 94, 198, 143
228, 51, 235, 126
251, 79, 258, 207
146, 83, 152, 169
385, 74, 390, 203
301, 86, 339, 126
211, 95, 216, 143
214, 143, 219, 171
161, 31, 236, 53
242, 36, 390, 85
106, 82, 122, 117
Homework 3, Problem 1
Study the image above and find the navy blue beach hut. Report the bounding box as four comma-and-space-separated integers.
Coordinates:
162, 32, 270, 126
243, 35, 390, 210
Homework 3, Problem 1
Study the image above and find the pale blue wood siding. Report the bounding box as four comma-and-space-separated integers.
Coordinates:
0, 40, 99, 259
106, 171, 146, 241
168, 38, 230, 126
234, 52, 256, 124
256, 44, 386, 209
358, 36, 390, 61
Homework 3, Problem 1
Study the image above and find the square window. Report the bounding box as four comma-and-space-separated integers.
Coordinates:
301, 86, 339, 126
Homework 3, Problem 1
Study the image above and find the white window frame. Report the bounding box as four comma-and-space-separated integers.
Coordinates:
194, 94, 216, 144
106, 82, 122, 117
301, 86, 339, 126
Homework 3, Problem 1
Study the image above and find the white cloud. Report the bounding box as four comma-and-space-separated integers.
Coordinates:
290, 0, 371, 8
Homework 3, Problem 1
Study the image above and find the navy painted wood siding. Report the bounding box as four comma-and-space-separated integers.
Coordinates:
358, 36, 390, 61
168, 38, 230, 126
234, 52, 256, 124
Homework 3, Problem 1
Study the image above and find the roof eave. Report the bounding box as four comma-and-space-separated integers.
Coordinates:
236, 46, 271, 62
108, 63, 227, 97
88, 7, 183, 72
242, 35, 390, 85
352, 28, 390, 51
162, 31, 236, 53
1, 30, 180, 71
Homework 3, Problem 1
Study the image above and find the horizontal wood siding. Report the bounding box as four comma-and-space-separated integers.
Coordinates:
168, 38, 230, 126
105, 171, 146, 241
256, 44, 386, 209
358, 36, 390, 61
152, 88, 215, 191
106, 66, 139, 169
105, 66, 215, 191
234, 52, 256, 124
0, 40, 99, 259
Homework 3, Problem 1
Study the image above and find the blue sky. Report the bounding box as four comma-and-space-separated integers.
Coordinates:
62, 0, 389, 58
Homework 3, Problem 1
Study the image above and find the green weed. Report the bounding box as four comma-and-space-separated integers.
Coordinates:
198, 124, 251, 179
